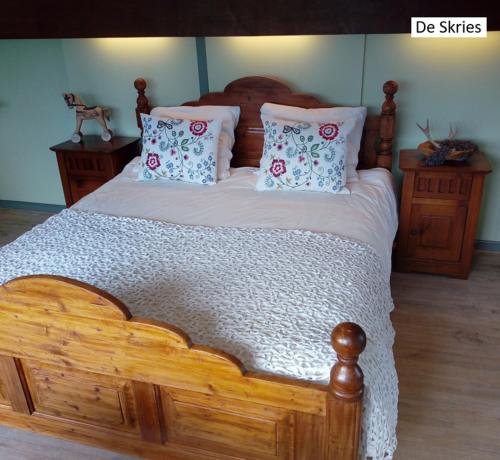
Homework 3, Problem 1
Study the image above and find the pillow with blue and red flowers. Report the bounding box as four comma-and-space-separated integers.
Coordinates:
138, 113, 222, 185
255, 115, 356, 194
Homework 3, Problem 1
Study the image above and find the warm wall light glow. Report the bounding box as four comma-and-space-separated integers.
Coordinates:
405, 32, 499, 64
226, 35, 320, 55
90, 37, 173, 56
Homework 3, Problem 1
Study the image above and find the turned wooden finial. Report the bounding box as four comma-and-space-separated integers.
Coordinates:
134, 77, 151, 133
381, 80, 398, 120
377, 80, 398, 170
330, 322, 366, 402
134, 77, 147, 92
382, 80, 399, 100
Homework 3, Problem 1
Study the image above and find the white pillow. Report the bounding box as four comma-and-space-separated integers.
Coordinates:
260, 103, 366, 181
151, 106, 240, 180
137, 113, 221, 185
256, 115, 355, 194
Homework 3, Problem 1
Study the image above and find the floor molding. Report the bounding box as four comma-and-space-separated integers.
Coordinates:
0, 200, 66, 213
1, 199, 499, 252
475, 239, 500, 252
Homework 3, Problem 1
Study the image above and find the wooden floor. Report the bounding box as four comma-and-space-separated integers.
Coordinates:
0, 207, 499, 460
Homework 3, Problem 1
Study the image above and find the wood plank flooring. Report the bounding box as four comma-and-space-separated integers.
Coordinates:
0, 207, 499, 459
391, 252, 500, 460
0, 208, 55, 246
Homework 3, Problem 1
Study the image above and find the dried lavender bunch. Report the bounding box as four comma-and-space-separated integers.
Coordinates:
424, 140, 478, 166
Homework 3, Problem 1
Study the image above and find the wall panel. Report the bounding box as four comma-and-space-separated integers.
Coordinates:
206, 35, 365, 106
362, 33, 500, 241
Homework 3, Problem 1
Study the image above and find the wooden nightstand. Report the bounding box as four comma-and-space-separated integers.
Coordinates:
395, 150, 492, 279
50, 136, 141, 206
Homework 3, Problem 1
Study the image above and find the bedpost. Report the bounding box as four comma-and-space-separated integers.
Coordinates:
326, 322, 366, 460
134, 77, 151, 134
378, 80, 398, 171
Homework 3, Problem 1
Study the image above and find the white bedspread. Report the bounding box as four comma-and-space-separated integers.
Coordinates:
74, 158, 398, 276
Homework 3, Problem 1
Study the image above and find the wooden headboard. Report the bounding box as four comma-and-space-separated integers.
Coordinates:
134, 76, 398, 171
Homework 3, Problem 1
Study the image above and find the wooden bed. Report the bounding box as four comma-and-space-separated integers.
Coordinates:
0, 76, 398, 460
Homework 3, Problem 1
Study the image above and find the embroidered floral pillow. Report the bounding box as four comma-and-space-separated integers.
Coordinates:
256, 116, 355, 193
138, 113, 222, 185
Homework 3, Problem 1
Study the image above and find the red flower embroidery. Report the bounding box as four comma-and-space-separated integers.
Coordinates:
319, 123, 339, 141
189, 120, 208, 136
146, 153, 161, 170
270, 159, 286, 177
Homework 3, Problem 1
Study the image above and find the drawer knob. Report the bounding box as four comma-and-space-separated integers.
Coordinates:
410, 228, 419, 236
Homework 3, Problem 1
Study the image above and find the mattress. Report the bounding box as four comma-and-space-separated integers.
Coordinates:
74, 158, 398, 276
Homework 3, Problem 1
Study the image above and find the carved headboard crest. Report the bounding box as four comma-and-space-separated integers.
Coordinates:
134, 76, 398, 171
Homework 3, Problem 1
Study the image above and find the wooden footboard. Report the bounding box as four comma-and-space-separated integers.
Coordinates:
0, 275, 366, 459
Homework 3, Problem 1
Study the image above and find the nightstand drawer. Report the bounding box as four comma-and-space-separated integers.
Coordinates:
413, 171, 472, 200
69, 177, 106, 203
64, 153, 110, 178
407, 203, 467, 262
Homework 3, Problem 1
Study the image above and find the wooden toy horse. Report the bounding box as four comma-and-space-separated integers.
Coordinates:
63, 93, 112, 143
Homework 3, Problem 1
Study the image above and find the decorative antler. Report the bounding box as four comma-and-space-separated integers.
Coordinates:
448, 124, 458, 140
416, 119, 441, 148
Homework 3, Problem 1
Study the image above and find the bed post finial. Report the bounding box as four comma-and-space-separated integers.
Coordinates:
134, 77, 151, 134
378, 80, 399, 171
326, 322, 366, 460
330, 322, 366, 401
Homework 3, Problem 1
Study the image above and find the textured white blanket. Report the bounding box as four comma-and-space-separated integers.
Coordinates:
0, 209, 397, 459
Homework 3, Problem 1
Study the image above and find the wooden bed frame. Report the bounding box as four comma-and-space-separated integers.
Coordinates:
0, 76, 398, 460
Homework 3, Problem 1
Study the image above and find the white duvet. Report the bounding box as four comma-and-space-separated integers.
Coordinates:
74, 158, 398, 276
0, 161, 399, 459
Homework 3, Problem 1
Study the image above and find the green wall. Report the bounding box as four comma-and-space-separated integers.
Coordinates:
362, 34, 500, 241
0, 34, 499, 242
0, 40, 71, 204
0, 38, 200, 205
205, 36, 365, 105
62, 38, 200, 136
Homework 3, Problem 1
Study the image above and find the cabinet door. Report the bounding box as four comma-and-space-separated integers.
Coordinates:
407, 203, 467, 262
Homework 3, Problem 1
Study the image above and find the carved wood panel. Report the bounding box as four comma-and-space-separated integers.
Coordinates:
407, 203, 467, 262
414, 172, 472, 200
64, 155, 109, 177
0, 375, 10, 407
160, 387, 294, 459
0, 356, 32, 414
22, 360, 140, 434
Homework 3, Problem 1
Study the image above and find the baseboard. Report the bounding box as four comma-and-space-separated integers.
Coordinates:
1, 200, 500, 252
0, 200, 66, 213
475, 240, 500, 252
